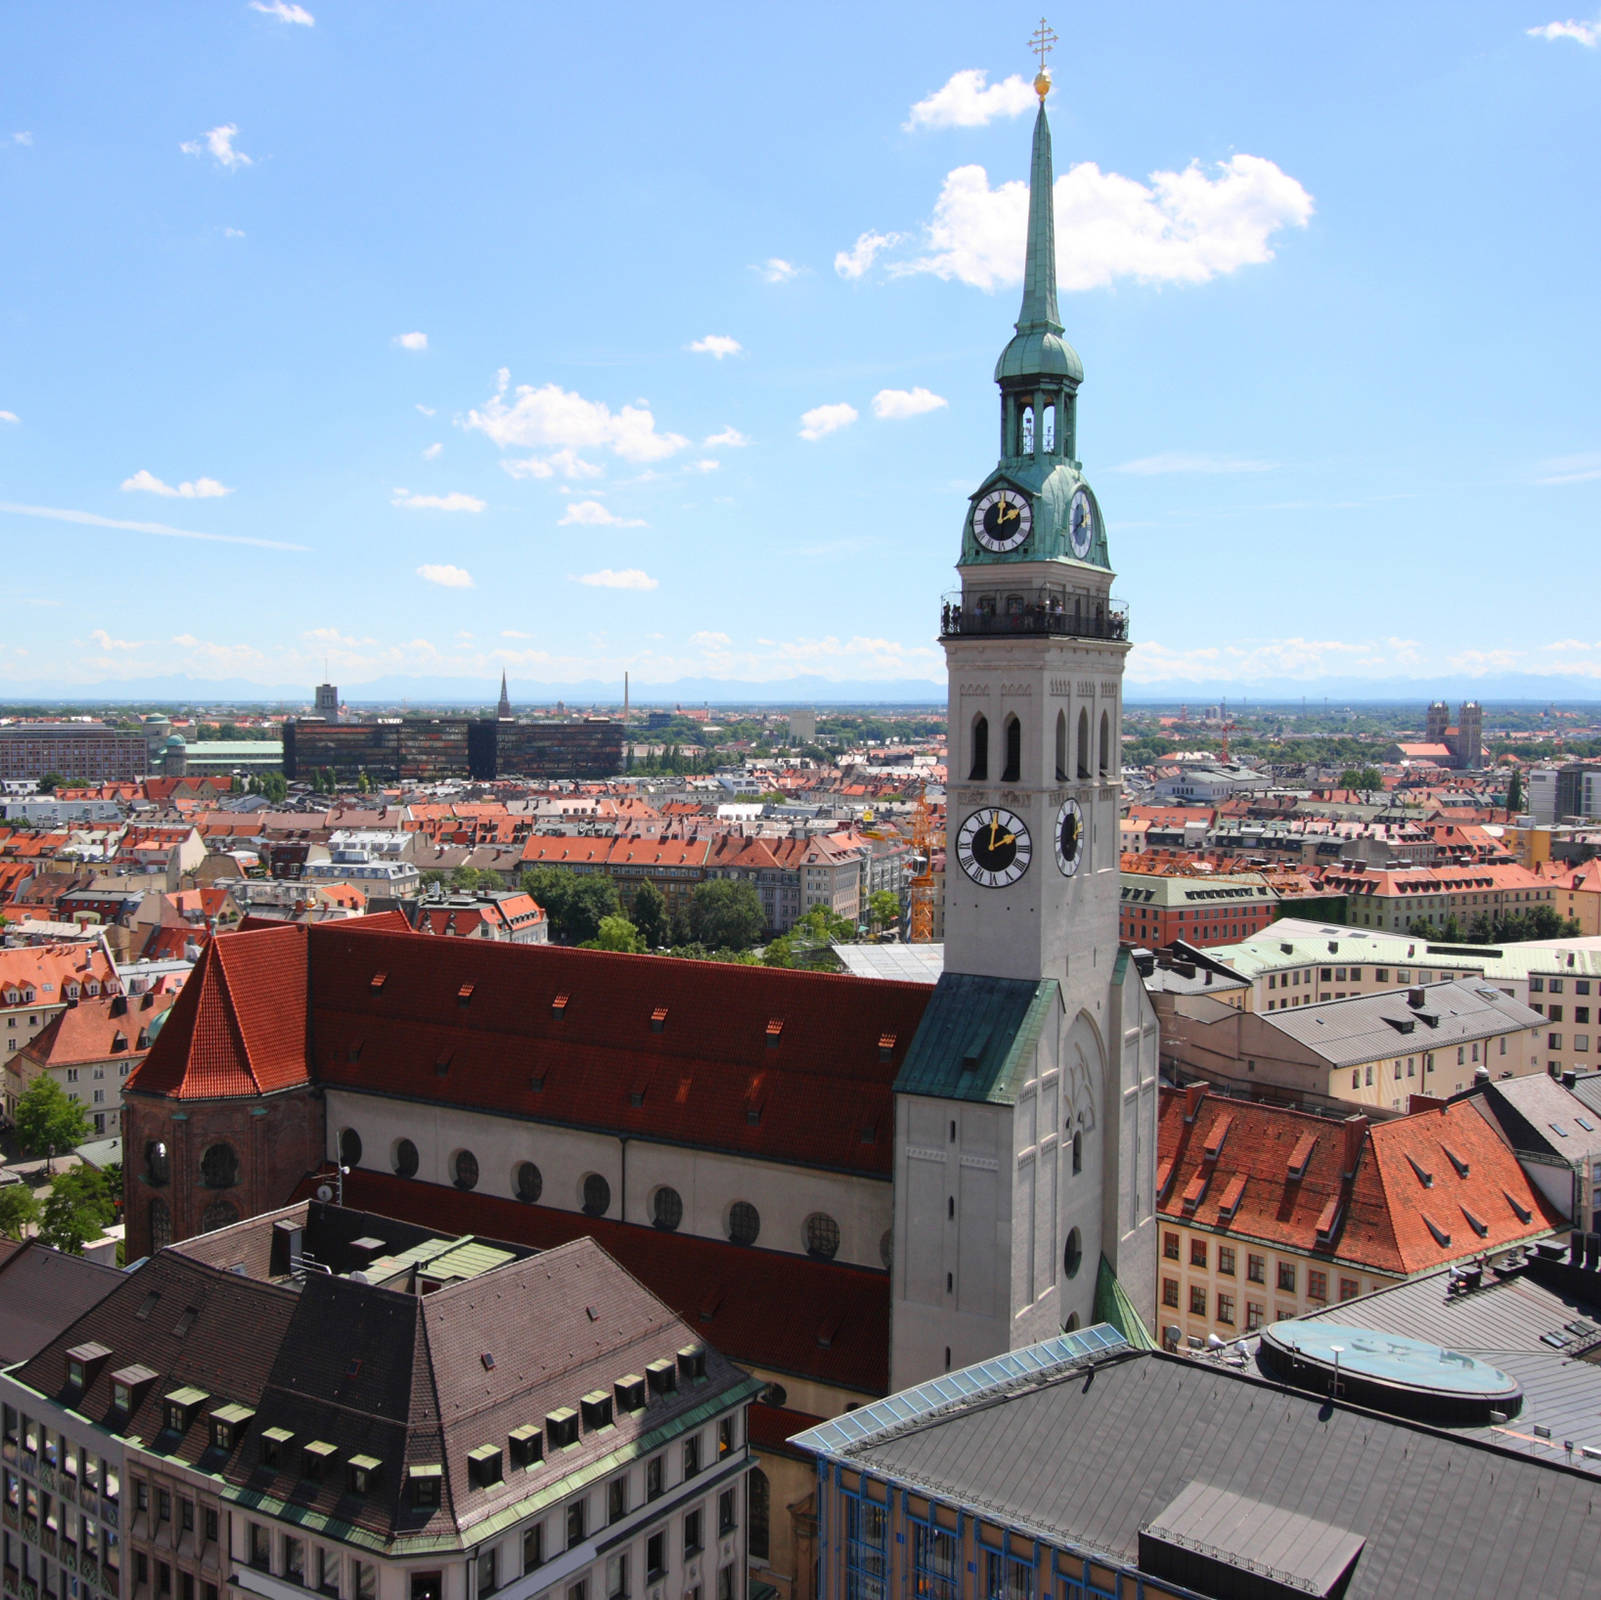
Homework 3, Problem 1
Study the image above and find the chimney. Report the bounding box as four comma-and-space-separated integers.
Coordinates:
1341, 1114, 1369, 1178
1563, 1070, 1578, 1090
1182, 1082, 1207, 1124
1407, 987, 1426, 1008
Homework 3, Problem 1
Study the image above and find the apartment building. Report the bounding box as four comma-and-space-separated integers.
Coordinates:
2, 1205, 758, 1600
1117, 870, 1279, 950
1155, 1087, 1561, 1346
0, 725, 148, 785
1322, 861, 1561, 934
0, 943, 123, 1122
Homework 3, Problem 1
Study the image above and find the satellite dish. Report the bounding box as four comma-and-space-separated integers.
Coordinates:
315, 1184, 334, 1202
349, 1270, 370, 1285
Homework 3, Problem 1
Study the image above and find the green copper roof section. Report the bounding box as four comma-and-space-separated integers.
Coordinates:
1094, 1255, 1158, 1350
995, 104, 1082, 386
894, 972, 1057, 1104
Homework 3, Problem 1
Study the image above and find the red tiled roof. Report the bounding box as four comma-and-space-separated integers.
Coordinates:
1158, 1087, 1561, 1277
309, 926, 929, 1175
313, 1168, 889, 1395
127, 923, 311, 1101
17, 991, 176, 1069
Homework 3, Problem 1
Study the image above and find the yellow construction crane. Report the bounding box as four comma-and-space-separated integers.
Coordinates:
907, 783, 936, 943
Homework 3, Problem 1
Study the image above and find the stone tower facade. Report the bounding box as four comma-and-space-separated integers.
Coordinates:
888, 76, 1158, 1390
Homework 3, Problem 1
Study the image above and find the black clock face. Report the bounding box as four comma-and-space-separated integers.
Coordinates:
1055, 798, 1084, 877
972, 489, 1032, 552
956, 807, 1032, 887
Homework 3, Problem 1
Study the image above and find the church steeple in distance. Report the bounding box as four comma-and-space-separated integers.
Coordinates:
959, 19, 1108, 573
497, 670, 512, 720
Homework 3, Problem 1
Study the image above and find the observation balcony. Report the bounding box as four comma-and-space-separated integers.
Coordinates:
939, 590, 1129, 643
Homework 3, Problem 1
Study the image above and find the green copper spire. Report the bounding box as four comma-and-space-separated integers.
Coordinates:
995, 92, 1082, 386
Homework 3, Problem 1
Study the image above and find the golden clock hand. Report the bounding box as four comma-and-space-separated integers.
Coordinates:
988, 815, 1000, 850
998, 832, 1016, 846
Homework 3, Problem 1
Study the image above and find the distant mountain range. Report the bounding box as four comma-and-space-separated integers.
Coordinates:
4, 670, 1599, 708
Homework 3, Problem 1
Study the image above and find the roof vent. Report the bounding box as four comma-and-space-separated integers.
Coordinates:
1406, 1153, 1433, 1189
457, 982, 475, 1005
651, 1006, 668, 1032
1504, 1189, 1534, 1224
1460, 1204, 1488, 1238
370, 972, 387, 990
878, 1032, 896, 1060
1441, 1144, 1469, 1178
1287, 1132, 1317, 1182
1422, 1213, 1452, 1247
766, 1017, 784, 1047
551, 993, 569, 1016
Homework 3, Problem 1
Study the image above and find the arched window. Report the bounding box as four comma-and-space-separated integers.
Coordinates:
338, 1127, 362, 1169
1055, 711, 1068, 782
452, 1149, 479, 1191
1002, 714, 1022, 783
651, 1186, 684, 1231
393, 1138, 419, 1179
516, 1161, 543, 1203
1077, 707, 1091, 779
728, 1201, 761, 1246
582, 1173, 611, 1217
1020, 404, 1035, 454
1042, 403, 1056, 453
969, 715, 989, 782
1063, 1312, 1080, 1334
145, 1140, 170, 1186
149, 1197, 172, 1252
200, 1143, 238, 1190
804, 1213, 840, 1261
1100, 709, 1111, 775
1064, 1227, 1083, 1279
748, 1468, 771, 1563
1072, 1130, 1083, 1175
201, 1200, 239, 1234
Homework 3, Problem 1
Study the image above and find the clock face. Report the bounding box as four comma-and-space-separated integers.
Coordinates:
1054, 797, 1085, 877
972, 488, 1032, 553
956, 806, 1033, 887
1068, 488, 1095, 559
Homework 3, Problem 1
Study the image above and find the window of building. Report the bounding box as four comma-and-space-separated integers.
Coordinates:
581, 1174, 611, 1217
842, 1496, 884, 1600
1189, 1238, 1207, 1268
606, 1553, 629, 1600
567, 1501, 586, 1550
475, 1547, 496, 1597
1307, 1269, 1328, 1304
284, 1539, 305, 1586
1217, 1293, 1235, 1325
1162, 1278, 1179, 1308
646, 1455, 664, 1502
608, 1476, 628, 1524
1188, 1285, 1206, 1316
318, 1549, 340, 1597
969, 715, 989, 782
410, 1575, 443, 1600
651, 1186, 683, 1231
804, 1212, 840, 1260
1339, 1277, 1360, 1302
646, 1531, 667, 1580
684, 1507, 704, 1559
1217, 1246, 1235, 1276
719, 1488, 737, 1535
683, 1435, 700, 1479
393, 1139, 419, 1178
520, 1527, 544, 1576
1163, 1231, 1179, 1261
355, 1564, 375, 1600
1245, 1303, 1264, 1331
1247, 1253, 1265, 1284
748, 1468, 771, 1563
199, 1143, 238, 1189
1277, 1261, 1296, 1293
250, 1523, 271, 1569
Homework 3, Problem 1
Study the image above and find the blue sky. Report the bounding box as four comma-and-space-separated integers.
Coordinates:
2, 2, 1598, 698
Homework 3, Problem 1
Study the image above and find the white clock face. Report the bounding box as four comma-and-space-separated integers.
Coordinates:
956, 806, 1033, 887
1054, 797, 1085, 877
1068, 488, 1095, 559
972, 488, 1033, 553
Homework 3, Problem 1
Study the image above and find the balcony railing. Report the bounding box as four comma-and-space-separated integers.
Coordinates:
939, 592, 1129, 643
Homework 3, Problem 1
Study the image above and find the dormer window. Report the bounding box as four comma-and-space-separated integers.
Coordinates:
347, 1455, 380, 1495
580, 1391, 613, 1431
210, 1404, 253, 1453
467, 1444, 504, 1489
303, 1441, 336, 1481
260, 1426, 293, 1469
508, 1425, 542, 1469
408, 1463, 442, 1508
545, 1407, 579, 1449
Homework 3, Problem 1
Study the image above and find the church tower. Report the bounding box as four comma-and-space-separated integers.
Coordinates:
890, 35, 1158, 1388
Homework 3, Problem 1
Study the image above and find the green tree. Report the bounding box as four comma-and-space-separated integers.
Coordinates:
259, 771, 288, 803
584, 915, 645, 953
631, 880, 670, 948
14, 1078, 92, 1171
1338, 766, 1384, 793
449, 864, 486, 891
868, 889, 902, 933
356, 769, 372, 795
762, 905, 855, 969
688, 879, 767, 950
1506, 768, 1524, 813
522, 866, 574, 930
0, 1184, 39, 1241
522, 868, 620, 943
37, 771, 65, 794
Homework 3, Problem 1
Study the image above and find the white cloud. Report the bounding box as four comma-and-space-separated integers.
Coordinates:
688, 458, 720, 473
502, 629, 533, 639
417, 564, 474, 588
0, 500, 303, 550
1126, 634, 1437, 685
1535, 451, 1601, 485
393, 331, 428, 351
690, 631, 732, 648
834, 230, 901, 280
0, 410, 17, 424
755, 258, 802, 283
502, 448, 602, 481
704, 426, 747, 448
1528, 15, 1600, 45
890, 153, 1313, 292
12, 132, 32, 147
872, 387, 947, 420
180, 124, 253, 170
90, 629, 145, 652
1112, 452, 1277, 475
391, 488, 486, 512
223, 226, 246, 238
121, 468, 234, 499
905, 69, 1036, 131
465, 371, 688, 464
799, 402, 859, 441
689, 334, 742, 359
421, 442, 443, 461
415, 403, 436, 416
249, 0, 315, 23
572, 569, 659, 591
559, 500, 645, 527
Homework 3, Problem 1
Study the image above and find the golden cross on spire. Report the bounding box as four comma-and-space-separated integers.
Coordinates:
1029, 16, 1058, 99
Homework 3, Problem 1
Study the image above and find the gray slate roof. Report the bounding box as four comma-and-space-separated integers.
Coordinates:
840, 1343, 1601, 1598
1263, 978, 1542, 1069
1464, 1075, 1601, 1162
